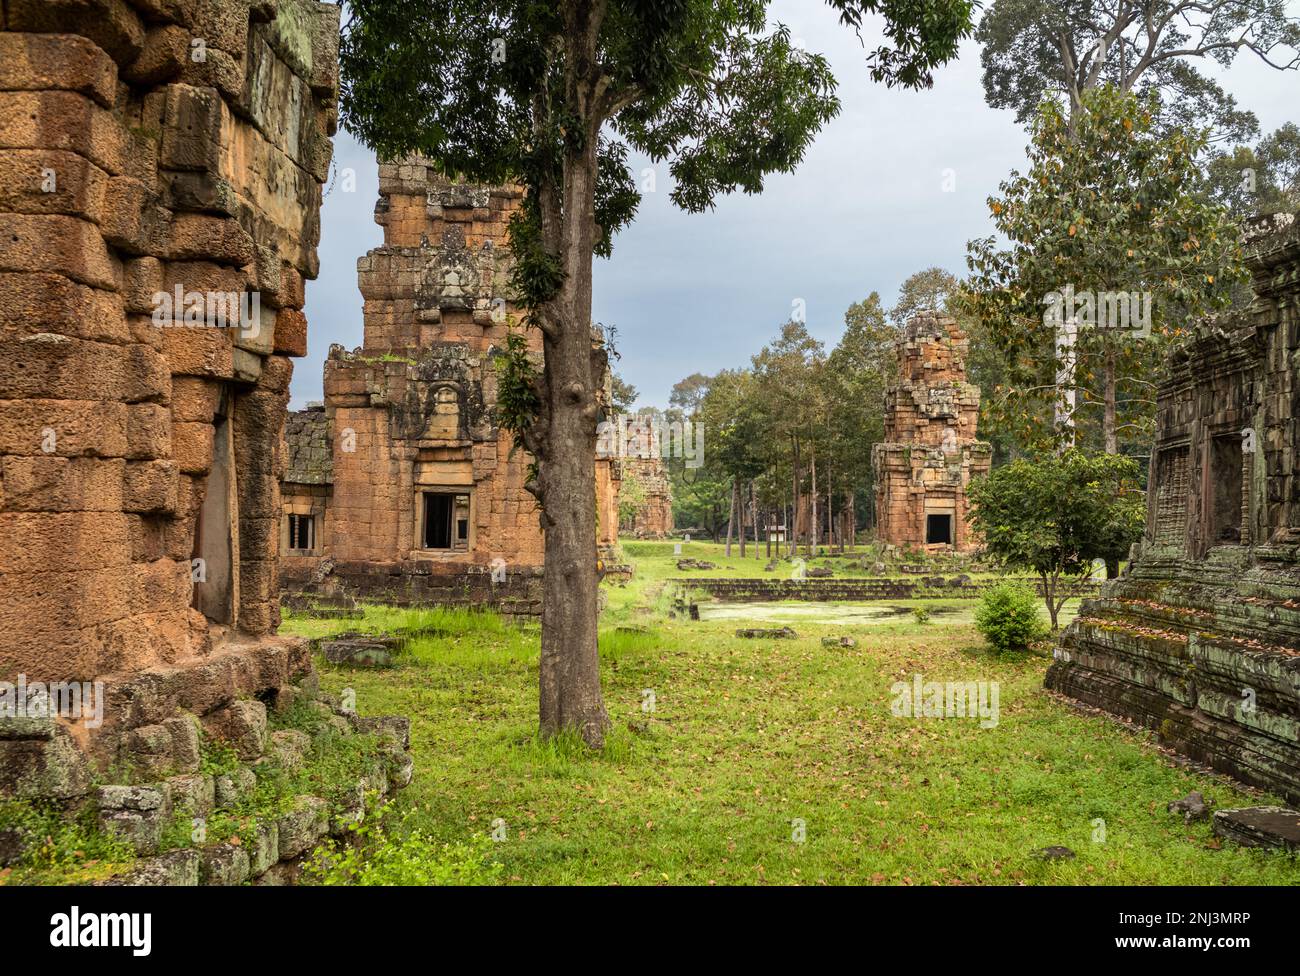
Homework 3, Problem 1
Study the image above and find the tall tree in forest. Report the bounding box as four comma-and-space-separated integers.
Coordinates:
965, 86, 1245, 456
887, 266, 960, 326
824, 293, 895, 538
339, 0, 973, 746
752, 321, 825, 556
1204, 122, 1300, 215
976, 0, 1299, 143
609, 372, 639, 413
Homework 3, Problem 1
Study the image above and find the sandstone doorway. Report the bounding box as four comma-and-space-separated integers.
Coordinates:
192, 389, 239, 626
926, 513, 953, 545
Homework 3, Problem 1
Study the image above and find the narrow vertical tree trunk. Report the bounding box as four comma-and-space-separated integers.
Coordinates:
1103, 347, 1118, 455
739, 479, 747, 557
790, 437, 800, 559
751, 481, 759, 559
848, 489, 856, 549
725, 476, 736, 557
809, 448, 818, 557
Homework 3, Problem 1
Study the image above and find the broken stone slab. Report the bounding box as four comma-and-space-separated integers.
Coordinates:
103, 849, 201, 887
163, 714, 202, 770
735, 627, 797, 640
119, 722, 177, 778
200, 843, 251, 886
0, 828, 26, 868
261, 729, 312, 773
320, 633, 400, 667
1168, 791, 1213, 823
676, 559, 716, 571
1213, 807, 1300, 852
98, 784, 168, 812
821, 635, 857, 648
277, 795, 330, 860
386, 747, 415, 790
807, 567, 833, 578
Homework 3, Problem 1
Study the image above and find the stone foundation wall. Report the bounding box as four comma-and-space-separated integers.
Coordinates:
284, 559, 546, 618
1046, 213, 1300, 805
674, 576, 1100, 602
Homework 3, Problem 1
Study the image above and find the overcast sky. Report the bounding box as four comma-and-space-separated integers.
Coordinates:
295, 1, 1300, 411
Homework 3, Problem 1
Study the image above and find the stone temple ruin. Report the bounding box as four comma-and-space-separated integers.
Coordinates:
600, 413, 674, 538
872, 313, 991, 551
0, 0, 411, 884
1048, 213, 1300, 807
280, 160, 635, 615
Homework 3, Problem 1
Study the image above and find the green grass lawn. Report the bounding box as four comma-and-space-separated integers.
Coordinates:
281, 541, 1297, 886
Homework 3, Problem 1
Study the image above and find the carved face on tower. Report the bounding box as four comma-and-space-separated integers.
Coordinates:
419, 225, 480, 312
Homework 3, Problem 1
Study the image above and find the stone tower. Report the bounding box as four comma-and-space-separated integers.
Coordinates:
1047, 212, 1300, 806
280, 159, 622, 614
872, 313, 991, 551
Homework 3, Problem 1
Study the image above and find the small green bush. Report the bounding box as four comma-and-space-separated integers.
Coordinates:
911, 607, 931, 625
974, 581, 1049, 652
304, 800, 502, 886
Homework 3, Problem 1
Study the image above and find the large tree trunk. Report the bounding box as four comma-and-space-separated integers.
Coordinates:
536, 6, 609, 748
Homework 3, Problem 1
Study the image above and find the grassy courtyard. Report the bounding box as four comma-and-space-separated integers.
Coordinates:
281, 542, 1298, 885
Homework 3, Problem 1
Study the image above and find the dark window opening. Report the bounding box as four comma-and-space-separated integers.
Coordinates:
288, 513, 315, 551
422, 492, 471, 550
1210, 434, 1243, 543
423, 493, 452, 549
926, 513, 953, 545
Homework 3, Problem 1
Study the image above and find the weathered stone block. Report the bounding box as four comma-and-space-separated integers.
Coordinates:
203, 699, 267, 760
199, 843, 250, 885
276, 794, 329, 859
213, 765, 256, 810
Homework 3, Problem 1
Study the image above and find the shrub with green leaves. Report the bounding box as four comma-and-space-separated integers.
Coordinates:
974, 581, 1049, 652
304, 800, 502, 887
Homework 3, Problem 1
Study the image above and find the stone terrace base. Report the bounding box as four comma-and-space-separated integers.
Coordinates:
1047, 559, 1300, 806
283, 560, 545, 618
2, 634, 313, 795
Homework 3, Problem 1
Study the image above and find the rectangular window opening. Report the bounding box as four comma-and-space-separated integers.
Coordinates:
287, 513, 315, 552
422, 492, 471, 550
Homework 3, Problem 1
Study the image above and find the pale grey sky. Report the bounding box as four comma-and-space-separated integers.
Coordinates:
296, 1, 1300, 411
